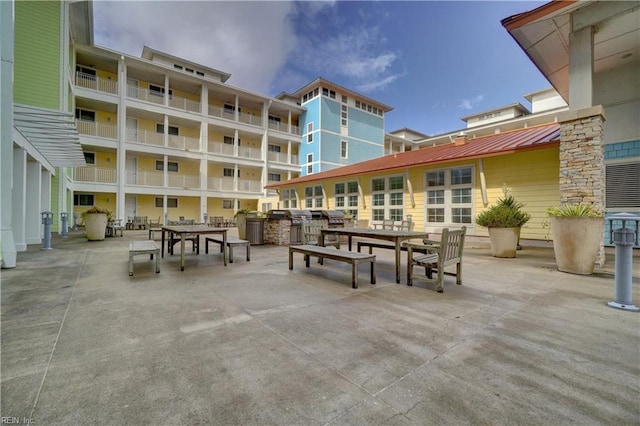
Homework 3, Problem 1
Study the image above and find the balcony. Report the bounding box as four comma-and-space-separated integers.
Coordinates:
76, 120, 117, 139
268, 121, 300, 135
74, 166, 117, 183
268, 151, 299, 165
127, 86, 201, 114
168, 134, 200, 151
126, 171, 164, 187
238, 146, 262, 160
127, 128, 164, 146
208, 105, 263, 127
207, 141, 235, 156
207, 177, 235, 191
237, 179, 263, 193
167, 174, 200, 189
75, 72, 118, 95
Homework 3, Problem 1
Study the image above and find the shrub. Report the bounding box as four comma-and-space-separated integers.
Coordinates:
476, 185, 531, 228
81, 206, 113, 221
546, 204, 603, 218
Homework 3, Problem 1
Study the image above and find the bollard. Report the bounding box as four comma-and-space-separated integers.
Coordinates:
41, 211, 53, 250
60, 212, 68, 239
606, 213, 640, 312
72, 212, 78, 231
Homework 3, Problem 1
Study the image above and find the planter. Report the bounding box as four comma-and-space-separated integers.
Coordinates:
488, 227, 520, 258
550, 216, 604, 275
84, 213, 108, 241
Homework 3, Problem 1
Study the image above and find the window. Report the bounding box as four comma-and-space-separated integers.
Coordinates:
425, 166, 473, 225
174, 64, 183, 70
341, 105, 348, 126
196, 71, 204, 77
185, 67, 194, 73
342, 95, 348, 103
341, 140, 348, 159
83, 152, 96, 165
282, 188, 297, 209
223, 168, 239, 177
335, 181, 359, 219
75, 65, 96, 79
306, 153, 313, 174
156, 124, 179, 135
268, 144, 281, 153
268, 115, 281, 124
155, 161, 179, 172
224, 136, 235, 145
155, 197, 178, 208
606, 162, 640, 208
223, 103, 240, 113
305, 185, 323, 208
74, 193, 94, 206
306, 122, 314, 143
223, 199, 236, 209
268, 173, 281, 182
371, 176, 404, 221
149, 84, 172, 97
75, 108, 95, 122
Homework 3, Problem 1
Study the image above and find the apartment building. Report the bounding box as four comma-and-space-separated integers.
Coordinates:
72, 44, 306, 224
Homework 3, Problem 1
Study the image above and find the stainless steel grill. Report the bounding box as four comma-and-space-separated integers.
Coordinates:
266, 210, 312, 244
321, 210, 346, 227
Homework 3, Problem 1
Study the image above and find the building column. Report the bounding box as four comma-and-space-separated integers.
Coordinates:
116, 55, 127, 222
558, 105, 606, 265
12, 147, 27, 252
25, 161, 42, 244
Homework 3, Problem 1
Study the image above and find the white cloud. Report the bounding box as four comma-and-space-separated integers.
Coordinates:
93, 1, 297, 94
458, 94, 484, 110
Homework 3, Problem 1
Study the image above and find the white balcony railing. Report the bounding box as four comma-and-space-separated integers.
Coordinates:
207, 141, 235, 156
127, 128, 164, 146
75, 72, 118, 95
76, 120, 117, 139
238, 111, 262, 127
168, 96, 201, 113
207, 177, 235, 191
239, 146, 262, 160
237, 179, 262, 193
126, 171, 164, 187
167, 174, 200, 189
74, 166, 117, 183
168, 134, 200, 151
268, 151, 299, 165
128, 86, 201, 114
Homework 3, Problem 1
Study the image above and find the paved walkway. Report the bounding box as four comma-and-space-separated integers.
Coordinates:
1, 230, 638, 424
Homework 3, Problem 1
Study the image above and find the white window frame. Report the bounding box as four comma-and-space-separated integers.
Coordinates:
83, 152, 96, 165
306, 122, 314, 143
335, 181, 359, 219
156, 123, 179, 135
341, 140, 348, 159
304, 185, 323, 209
155, 197, 178, 208
424, 166, 474, 226
371, 176, 404, 222
282, 189, 297, 209
75, 108, 95, 122
156, 160, 179, 172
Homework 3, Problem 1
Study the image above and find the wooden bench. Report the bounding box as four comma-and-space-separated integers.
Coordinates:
357, 241, 429, 254
289, 245, 376, 289
205, 236, 250, 263
129, 240, 160, 276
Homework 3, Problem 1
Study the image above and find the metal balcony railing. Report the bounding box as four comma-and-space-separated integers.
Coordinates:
76, 120, 117, 139
74, 166, 117, 183
75, 72, 118, 95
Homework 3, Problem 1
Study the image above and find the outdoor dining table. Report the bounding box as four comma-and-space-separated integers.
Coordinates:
320, 228, 426, 284
161, 225, 228, 271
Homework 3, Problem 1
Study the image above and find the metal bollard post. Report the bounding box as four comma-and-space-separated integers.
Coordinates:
72, 212, 78, 231
41, 211, 53, 250
606, 213, 640, 312
60, 212, 68, 239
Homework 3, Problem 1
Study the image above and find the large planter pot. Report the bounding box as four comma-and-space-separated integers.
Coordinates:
84, 213, 108, 241
488, 227, 520, 258
550, 216, 604, 275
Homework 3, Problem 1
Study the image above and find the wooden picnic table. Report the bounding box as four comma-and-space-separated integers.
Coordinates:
320, 228, 425, 284
161, 225, 228, 271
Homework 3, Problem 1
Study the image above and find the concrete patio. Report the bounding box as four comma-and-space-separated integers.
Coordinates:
1, 229, 638, 424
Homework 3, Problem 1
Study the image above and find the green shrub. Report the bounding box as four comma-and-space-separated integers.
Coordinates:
546, 204, 603, 218
476, 184, 531, 228
81, 206, 113, 221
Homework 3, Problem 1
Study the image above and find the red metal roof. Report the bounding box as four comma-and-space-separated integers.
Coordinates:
267, 123, 560, 188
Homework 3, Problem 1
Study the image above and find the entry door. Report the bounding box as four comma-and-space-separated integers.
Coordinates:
127, 78, 139, 99
125, 195, 137, 220
126, 117, 138, 142
126, 156, 137, 185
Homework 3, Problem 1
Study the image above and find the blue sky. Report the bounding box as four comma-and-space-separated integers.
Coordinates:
94, 1, 550, 136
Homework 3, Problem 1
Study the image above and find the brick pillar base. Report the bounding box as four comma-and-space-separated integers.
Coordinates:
558, 106, 606, 266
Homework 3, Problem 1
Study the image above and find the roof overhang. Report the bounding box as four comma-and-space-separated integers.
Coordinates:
502, 1, 640, 103
13, 104, 87, 169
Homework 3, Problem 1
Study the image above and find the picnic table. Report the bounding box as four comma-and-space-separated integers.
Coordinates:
161, 225, 228, 271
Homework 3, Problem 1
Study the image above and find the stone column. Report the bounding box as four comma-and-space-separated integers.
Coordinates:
558, 105, 606, 265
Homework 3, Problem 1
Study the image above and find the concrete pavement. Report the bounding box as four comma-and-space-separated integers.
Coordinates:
1, 229, 638, 424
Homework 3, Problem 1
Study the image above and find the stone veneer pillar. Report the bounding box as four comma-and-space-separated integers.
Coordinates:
558, 105, 606, 266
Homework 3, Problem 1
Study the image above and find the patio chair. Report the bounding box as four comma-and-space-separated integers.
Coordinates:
405, 226, 466, 293
211, 216, 224, 227
373, 219, 395, 230
302, 221, 340, 264
396, 220, 412, 231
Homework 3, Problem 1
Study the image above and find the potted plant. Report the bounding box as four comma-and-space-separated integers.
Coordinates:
476, 187, 531, 258
234, 208, 257, 240
546, 203, 604, 275
82, 206, 113, 241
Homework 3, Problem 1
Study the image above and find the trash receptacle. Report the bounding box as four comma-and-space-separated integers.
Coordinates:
246, 218, 265, 245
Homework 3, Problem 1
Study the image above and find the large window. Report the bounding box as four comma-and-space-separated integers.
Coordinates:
425, 166, 473, 225
305, 185, 323, 208
306, 122, 314, 143
155, 197, 178, 208
306, 153, 313, 175
335, 181, 359, 218
341, 140, 348, 159
75, 108, 95, 122
156, 123, 179, 135
223, 199, 236, 209
282, 189, 297, 209
371, 176, 404, 221
155, 161, 179, 172
83, 152, 96, 165
74, 193, 94, 206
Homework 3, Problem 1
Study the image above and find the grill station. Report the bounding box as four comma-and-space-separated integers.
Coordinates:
264, 210, 312, 245
320, 210, 346, 227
